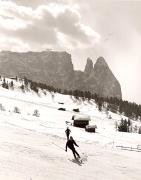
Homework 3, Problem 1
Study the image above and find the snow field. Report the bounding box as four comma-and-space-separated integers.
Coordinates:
0, 78, 141, 179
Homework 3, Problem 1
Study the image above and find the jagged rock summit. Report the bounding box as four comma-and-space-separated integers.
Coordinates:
84, 58, 93, 76
87, 56, 122, 99
0, 50, 122, 99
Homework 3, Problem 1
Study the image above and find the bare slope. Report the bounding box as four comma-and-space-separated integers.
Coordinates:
0, 79, 140, 180
0, 122, 141, 180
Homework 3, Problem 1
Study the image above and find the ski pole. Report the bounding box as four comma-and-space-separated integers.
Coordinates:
78, 146, 84, 157
79, 146, 88, 157
52, 142, 65, 151
78, 146, 83, 153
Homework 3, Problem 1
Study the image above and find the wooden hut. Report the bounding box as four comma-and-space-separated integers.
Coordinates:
73, 115, 91, 128
85, 125, 97, 133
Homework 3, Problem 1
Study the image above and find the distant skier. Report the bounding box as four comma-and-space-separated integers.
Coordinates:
65, 127, 71, 140
65, 136, 80, 160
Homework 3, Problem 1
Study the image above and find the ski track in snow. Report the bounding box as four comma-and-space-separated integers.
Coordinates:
0, 81, 141, 180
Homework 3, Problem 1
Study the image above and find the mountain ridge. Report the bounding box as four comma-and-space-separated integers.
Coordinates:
0, 50, 122, 99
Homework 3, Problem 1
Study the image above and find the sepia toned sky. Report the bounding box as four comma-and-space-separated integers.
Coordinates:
0, 0, 141, 104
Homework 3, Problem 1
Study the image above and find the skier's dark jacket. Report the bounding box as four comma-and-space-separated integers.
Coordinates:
66, 139, 79, 151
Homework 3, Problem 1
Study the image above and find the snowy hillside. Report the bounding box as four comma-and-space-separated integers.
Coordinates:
0, 77, 141, 180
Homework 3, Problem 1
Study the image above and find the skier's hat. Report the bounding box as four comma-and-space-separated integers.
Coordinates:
70, 136, 73, 140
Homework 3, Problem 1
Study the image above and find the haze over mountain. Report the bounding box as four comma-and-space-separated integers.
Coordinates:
0, 50, 122, 99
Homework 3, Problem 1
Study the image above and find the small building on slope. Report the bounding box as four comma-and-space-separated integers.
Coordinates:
72, 115, 91, 128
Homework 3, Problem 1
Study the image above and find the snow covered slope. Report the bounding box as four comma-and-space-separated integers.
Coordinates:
0, 77, 141, 180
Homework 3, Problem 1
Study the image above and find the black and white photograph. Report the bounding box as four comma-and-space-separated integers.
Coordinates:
0, 0, 141, 179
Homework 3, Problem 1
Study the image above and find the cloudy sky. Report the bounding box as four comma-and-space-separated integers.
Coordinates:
0, 0, 141, 104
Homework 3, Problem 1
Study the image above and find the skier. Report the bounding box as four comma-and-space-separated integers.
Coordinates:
65, 127, 71, 140
65, 136, 80, 160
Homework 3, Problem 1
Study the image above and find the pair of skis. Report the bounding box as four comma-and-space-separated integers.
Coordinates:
52, 142, 87, 164
76, 157, 83, 164
73, 153, 88, 165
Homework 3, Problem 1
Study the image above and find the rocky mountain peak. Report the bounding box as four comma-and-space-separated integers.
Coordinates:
91, 56, 122, 99
94, 57, 110, 75
95, 56, 108, 67
0, 50, 122, 99
84, 57, 93, 76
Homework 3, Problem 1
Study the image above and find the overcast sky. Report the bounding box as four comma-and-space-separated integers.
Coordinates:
0, 0, 141, 104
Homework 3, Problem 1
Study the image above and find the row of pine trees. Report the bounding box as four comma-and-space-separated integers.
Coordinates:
1, 76, 141, 120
